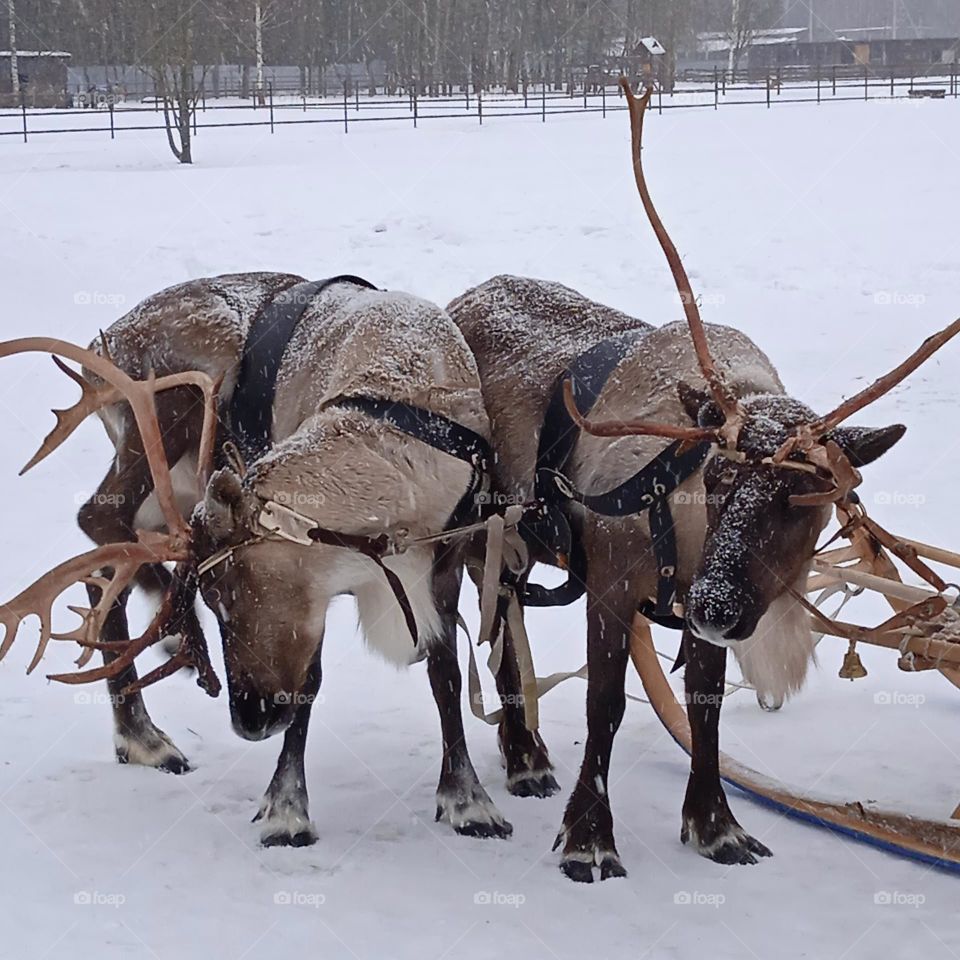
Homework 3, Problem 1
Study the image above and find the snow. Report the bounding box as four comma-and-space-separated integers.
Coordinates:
1, 97, 960, 958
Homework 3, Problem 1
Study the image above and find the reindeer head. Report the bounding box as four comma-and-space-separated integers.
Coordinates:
192, 467, 329, 740
677, 388, 904, 644
564, 80, 959, 649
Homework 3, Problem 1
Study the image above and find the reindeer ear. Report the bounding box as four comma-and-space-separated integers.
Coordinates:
677, 381, 710, 423
830, 424, 906, 467
200, 468, 246, 539
677, 381, 723, 429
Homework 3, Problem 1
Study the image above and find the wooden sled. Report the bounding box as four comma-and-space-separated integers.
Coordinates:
629, 503, 960, 873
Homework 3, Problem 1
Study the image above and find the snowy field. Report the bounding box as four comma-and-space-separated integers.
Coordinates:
0, 96, 958, 958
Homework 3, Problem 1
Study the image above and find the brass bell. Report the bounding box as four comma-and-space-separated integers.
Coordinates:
839, 641, 867, 680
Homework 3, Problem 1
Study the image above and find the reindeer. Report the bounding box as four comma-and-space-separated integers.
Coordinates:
0, 274, 555, 844
448, 82, 956, 881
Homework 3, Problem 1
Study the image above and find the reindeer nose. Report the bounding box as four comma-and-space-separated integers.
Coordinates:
686, 579, 749, 647
229, 690, 294, 741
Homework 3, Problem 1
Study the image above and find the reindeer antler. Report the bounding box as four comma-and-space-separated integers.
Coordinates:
0, 338, 220, 686
562, 378, 717, 444
620, 78, 743, 446
0, 533, 191, 674
0, 338, 221, 528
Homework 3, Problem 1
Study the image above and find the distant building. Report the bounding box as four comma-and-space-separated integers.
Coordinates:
0, 50, 71, 107
684, 31, 958, 76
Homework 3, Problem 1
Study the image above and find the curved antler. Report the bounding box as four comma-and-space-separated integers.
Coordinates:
619, 78, 743, 447
562, 378, 718, 442
0, 532, 190, 674
0, 337, 220, 681
809, 317, 960, 437
0, 338, 219, 534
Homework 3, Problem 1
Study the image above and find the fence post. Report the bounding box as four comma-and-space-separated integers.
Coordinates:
478, 87, 483, 125
658, 82, 662, 115
109, 99, 115, 139
602, 81, 606, 117
356, 81, 360, 112
269, 82, 274, 133
466, 83, 470, 112
864, 66, 868, 101
816, 64, 821, 103
890, 69, 895, 97
583, 81, 587, 109
20, 91, 27, 143
343, 81, 349, 133
714, 66, 718, 109
542, 79, 546, 122
413, 88, 418, 128
523, 78, 528, 109
832, 65, 837, 95
766, 74, 771, 108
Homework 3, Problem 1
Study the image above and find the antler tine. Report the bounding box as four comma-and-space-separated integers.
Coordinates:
563, 378, 718, 442
19, 356, 123, 475
619, 77, 743, 446
0, 338, 218, 538
0, 533, 189, 674
808, 316, 960, 437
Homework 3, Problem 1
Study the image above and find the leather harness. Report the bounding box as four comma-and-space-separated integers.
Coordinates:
216, 275, 496, 646
524, 336, 711, 635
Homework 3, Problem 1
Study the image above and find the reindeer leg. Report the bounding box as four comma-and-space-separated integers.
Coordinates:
556, 585, 632, 883
430, 545, 511, 839
77, 396, 198, 773
681, 628, 772, 864
84, 579, 189, 774
255, 641, 323, 848
494, 612, 559, 798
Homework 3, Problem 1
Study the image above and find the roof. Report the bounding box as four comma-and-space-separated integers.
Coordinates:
0, 51, 72, 59
640, 37, 666, 56
697, 28, 805, 54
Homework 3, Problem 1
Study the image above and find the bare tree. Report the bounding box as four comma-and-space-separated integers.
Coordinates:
138, 0, 205, 163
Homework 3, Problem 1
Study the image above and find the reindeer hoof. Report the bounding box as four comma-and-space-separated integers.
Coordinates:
599, 853, 628, 880
506, 768, 560, 799
254, 796, 317, 848
436, 787, 512, 839
260, 826, 318, 848
682, 818, 773, 865
114, 730, 190, 775
559, 857, 594, 883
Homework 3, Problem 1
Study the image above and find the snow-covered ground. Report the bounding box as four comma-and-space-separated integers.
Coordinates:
0, 96, 958, 959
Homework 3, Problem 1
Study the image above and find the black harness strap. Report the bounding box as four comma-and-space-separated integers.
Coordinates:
331, 395, 494, 528
227, 275, 378, 461
522, 335, 641, 607
545, 438, 710, 621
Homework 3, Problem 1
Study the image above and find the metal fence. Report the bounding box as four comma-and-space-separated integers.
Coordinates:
2, 66, 958, 145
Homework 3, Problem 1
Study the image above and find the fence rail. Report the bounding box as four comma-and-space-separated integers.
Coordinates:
3, 67, 958, 144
